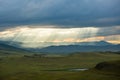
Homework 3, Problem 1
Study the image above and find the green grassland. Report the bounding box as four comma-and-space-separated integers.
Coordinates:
0, 51, 120, 80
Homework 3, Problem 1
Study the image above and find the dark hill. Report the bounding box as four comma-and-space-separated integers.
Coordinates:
0, 43, 22, 51
0, 43, 28, 54
95, 60, 120, 73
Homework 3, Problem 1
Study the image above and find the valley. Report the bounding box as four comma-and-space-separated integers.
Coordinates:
0, 50, 120, 80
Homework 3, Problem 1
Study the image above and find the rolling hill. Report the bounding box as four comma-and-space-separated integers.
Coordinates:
0, 42, 29, 56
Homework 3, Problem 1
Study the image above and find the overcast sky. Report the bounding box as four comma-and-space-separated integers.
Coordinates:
0, 0, 120, 28
0, 0, 120, 47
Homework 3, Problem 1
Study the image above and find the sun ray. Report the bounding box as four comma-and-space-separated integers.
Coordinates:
0, 26, 119, 48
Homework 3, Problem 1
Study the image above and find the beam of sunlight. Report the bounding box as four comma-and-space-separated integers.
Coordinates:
1, 26, 119, 48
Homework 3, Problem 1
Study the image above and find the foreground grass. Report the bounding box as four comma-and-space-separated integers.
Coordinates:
0, 52, 120, 80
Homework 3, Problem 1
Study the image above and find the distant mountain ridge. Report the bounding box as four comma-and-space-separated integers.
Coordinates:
73, 41, 113, 46
31, 45, 120, 53
0, 41, 27, 52
0, 41, 119, 53
26, 41, 119, 53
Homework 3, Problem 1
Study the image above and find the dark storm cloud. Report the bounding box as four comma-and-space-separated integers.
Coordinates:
0, 0, 120, 28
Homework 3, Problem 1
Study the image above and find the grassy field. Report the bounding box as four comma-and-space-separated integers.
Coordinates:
0, 52, 120, 80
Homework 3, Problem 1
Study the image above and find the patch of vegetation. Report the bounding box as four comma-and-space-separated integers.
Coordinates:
0, 51, 120, 80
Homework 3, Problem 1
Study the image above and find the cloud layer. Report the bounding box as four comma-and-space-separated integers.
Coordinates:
0, 0, 120, 28
0, 0, 120, 48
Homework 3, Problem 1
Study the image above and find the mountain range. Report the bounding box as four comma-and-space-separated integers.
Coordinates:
0, 41, 120, 53
73, 41, 113, 46
26, 41, 120, 53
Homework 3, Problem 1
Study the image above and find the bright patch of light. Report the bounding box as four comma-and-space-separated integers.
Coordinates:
0, 26, 100, 48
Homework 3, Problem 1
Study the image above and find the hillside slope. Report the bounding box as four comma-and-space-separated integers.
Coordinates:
0, 43, 28, 56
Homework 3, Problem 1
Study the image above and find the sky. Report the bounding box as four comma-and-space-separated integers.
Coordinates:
0, 0, 120, 48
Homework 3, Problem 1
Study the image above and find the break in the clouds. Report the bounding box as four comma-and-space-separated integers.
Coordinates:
0, 0, 120, 28
0, 26, 120, 48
